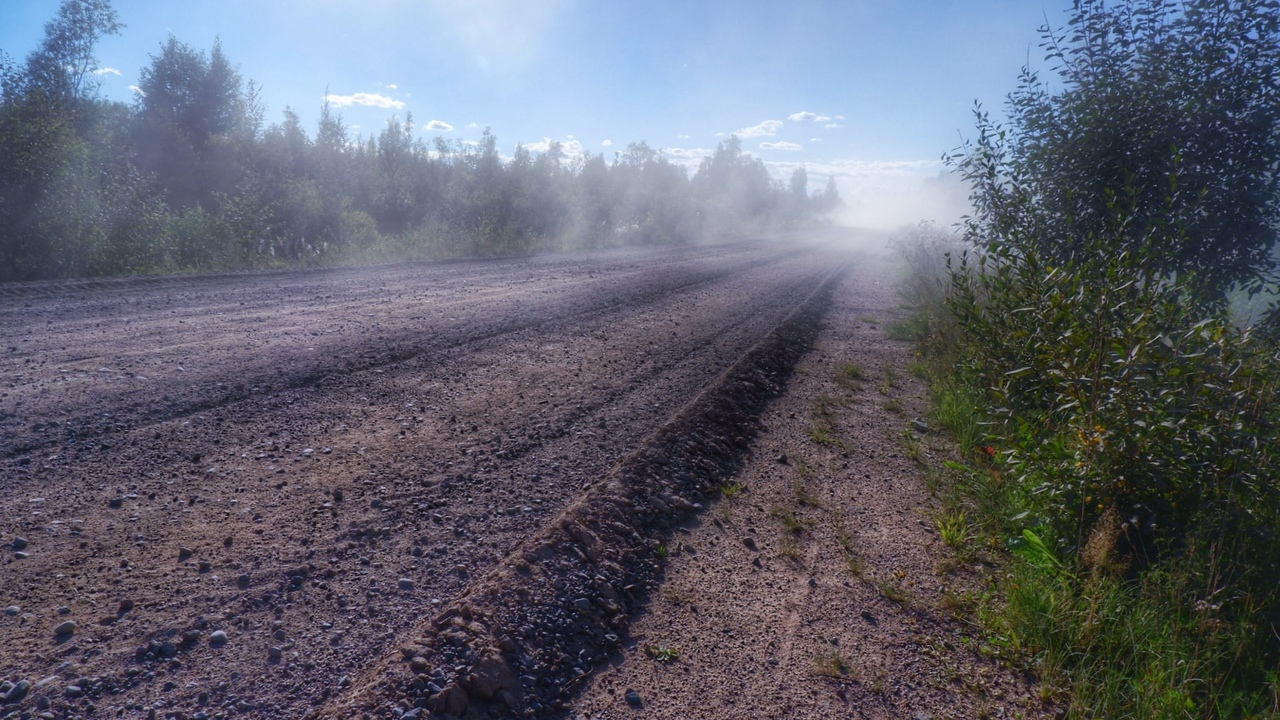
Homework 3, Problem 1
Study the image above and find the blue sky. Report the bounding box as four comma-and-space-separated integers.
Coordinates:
1, 0, 1067, 227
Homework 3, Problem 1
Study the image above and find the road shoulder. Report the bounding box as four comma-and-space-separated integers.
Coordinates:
567, 253, 1052, 720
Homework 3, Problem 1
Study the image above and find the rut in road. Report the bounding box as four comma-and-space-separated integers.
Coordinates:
0, 234, 857, 719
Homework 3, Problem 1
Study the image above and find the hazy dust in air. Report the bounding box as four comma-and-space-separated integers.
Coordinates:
828, 169, 970, 233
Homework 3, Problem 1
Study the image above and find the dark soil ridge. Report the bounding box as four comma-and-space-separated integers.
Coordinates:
318, 262, 849, 720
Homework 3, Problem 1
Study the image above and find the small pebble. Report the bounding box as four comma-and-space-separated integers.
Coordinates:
624, 689, 642, 708
209, 630, 228, 646
4, 606, 19, 616
397, 578, 414, 591
12, 536, 28, 551
267, 646, 283, 660
742, 537, 758, 551
53, 620, 76, 636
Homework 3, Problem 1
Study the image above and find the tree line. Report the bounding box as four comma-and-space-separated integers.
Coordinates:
0, 0, 840, 282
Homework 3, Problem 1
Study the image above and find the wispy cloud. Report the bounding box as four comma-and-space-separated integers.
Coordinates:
760, 141, 802, 151
386, 83, 399, 90
601, 139, 613, 147
661, 146, 716, 174
324, 92, 405, 110
789, 110, 844, 123
424, 120, 454, 132
733, 119, 783, 138
824, 123, 843, 129
93, 67, 121, 77
128, 85, 144, 97
663, 147, 714, 159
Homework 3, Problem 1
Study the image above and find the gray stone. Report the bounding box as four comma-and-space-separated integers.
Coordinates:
11, 537, 28, 551
4, 679, 30, 703
53, 620, 76, 636
624, 689, 642, 708
209, 630, 228, 646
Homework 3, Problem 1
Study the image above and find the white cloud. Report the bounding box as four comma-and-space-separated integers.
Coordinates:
810, 138, 823, 142
601, 139, 613, 147
525, 136, 586, 160
93, 67, 121, 77
824, 123, 843, 129
128, 85, 144, 97
424, 119, 454, 132
790, 111, 840, 123
677, 134, 691, 139
760, 141, 802, 151
733, 119, 783, 138
386, 83, 399, 90
324, 92, 405, 110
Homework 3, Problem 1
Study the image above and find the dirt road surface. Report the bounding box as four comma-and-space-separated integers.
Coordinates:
0, 231, 1046, 719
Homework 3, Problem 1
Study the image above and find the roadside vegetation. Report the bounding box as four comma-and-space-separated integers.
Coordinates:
894, 1, 1280, 717
0, 1, 839, 283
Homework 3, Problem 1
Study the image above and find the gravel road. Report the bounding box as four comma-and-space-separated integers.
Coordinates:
0, 232, 857, 718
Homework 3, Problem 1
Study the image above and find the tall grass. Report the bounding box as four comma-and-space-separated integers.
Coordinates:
892, 224, 1280, 718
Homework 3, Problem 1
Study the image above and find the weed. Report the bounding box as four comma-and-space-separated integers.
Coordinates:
792, 481, 820, 508
771, 505, 806, 534
810, 395, 844, 448
830, 513, 864, 578
836, 362, 866, 389
778, 535, 802, 560
655, 543, 669, 559
879, 365, 899, 395
935, 510, 970, 550
720, 482, 744, 499
809, 427, 839, 447
814, 647, 854, 678
645, 644, 679, 662
900, 428, 923, 463
882, 397, 904, 413
875, 578, 912, 605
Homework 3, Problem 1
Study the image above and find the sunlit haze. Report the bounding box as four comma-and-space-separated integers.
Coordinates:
1, 0, 1062, 228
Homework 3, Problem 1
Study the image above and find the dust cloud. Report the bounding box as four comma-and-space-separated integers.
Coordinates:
827, 169, 970, 232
